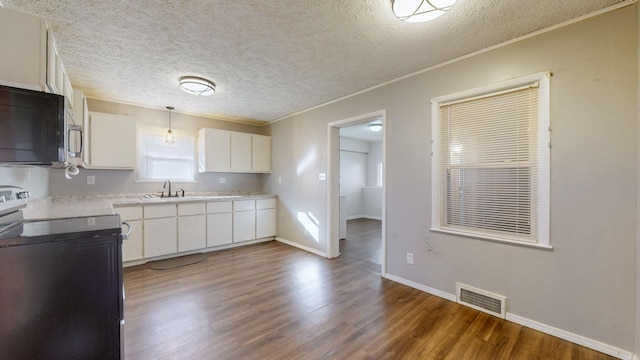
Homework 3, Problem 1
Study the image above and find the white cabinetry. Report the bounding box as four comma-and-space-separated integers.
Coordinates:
0, 7, 72, 101
198, 128, 271, 173
252, 135, 272, 172
198, 128, 231, 172
143, 204, 177, 258
231, 132, 252, 171
256, 198, 277, 238
233, 200, 256, 242
178, 203, 207, 252
117, 206, 144, 262
86, 112, 136, 169
207, 201, 233, 247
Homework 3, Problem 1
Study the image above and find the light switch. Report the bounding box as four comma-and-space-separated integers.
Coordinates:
219, 177, 227, 184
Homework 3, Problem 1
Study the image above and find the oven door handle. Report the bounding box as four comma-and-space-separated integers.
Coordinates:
121, 222, 132, 240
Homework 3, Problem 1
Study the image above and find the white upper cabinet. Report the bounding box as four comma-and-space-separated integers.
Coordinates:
198, 128, 271, 173
0, 8, 72, 102
86, 112, 136, 169
252, 135, 271, 173
0, 8, 46, 89
198, 128, 231, 172
230, 132, 252, 171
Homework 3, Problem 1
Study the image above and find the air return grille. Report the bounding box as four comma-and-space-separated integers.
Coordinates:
456, 283, 506, 318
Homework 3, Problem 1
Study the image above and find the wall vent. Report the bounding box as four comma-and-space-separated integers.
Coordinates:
456, 283, 506, 318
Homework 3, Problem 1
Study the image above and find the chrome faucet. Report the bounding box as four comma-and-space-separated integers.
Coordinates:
162, 179, 171, 198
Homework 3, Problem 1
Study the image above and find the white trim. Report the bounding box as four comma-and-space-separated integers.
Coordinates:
506, 313, 635, 360
382, 273, 457, 302
346, 215, 383, 221
276, 237, 328, 258
327, 109, 387, 273
431, 72, 551, 248
268, 1, 635, 124
382, 272, 636, 360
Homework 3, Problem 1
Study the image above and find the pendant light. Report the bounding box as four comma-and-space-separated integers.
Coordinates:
165, 106, 175, 145
391, 0, 456, 22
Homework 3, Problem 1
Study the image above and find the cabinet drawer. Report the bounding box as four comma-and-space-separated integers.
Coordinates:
234, 200, 255, 211
116, 206, 143, 221
207, 201, 232, 214
178, 202, 206, 216
256, 198, 276, 210
144, 204, 176, 218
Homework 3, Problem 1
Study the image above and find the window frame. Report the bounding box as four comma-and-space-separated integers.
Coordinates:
136, 126, 197, 183
431, 72, 551, 249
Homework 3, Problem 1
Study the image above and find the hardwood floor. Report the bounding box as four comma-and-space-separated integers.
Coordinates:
123, 219, 616, 360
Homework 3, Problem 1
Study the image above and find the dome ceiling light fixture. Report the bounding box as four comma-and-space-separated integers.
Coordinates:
179, 76, 216, 96
369, 123, 383, 132
391, 0, 457, 22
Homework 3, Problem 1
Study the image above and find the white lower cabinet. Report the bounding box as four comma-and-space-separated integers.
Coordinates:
256, 198, 277, 238
233, 200, 256, 242
178, 203, 206, 252
117, 206, 144, 262
207, 201, 232, 247
144, 204, 177, 258
117, 198, 276, 263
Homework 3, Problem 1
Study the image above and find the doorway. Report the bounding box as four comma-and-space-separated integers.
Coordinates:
327, 110, 386, 274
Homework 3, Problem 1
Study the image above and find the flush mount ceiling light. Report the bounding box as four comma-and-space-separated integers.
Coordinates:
179, 76, 216, 96
369, 123, 383, 132
165, 106, 175, 145
391, 0, 456, 22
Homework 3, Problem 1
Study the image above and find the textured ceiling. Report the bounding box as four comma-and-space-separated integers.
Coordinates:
1, 0, 623, 124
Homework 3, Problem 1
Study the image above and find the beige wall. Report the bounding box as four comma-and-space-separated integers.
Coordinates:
265, 6, 638, 352
49, 99, 267, 195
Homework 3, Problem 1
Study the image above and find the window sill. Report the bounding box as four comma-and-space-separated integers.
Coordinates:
430, 227, 553, 251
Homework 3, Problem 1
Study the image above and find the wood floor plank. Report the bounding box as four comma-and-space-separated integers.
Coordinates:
123, 219, 618, 360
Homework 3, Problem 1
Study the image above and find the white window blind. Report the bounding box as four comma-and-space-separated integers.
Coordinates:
432, 73, 550, 247
138, 128, 195, 182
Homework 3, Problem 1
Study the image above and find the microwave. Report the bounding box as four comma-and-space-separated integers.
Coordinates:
0, 85, 82, 165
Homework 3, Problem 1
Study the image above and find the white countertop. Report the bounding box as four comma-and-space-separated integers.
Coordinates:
22, 193, 276, 221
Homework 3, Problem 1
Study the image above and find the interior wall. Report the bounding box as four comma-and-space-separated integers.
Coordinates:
49, 99, 266, 195
339, 150, 366, 218
363, 141, 383, 219
0, 166, 49, 199
264, 6, 637, 352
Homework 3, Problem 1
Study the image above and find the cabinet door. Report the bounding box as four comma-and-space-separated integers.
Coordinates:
122, 219, 143, 262
207, 213, 232, 247
256, 208, 276, 239
230, 132, 252, 171
233, 210, 256, 242
46, 30, 59, 94
144, 217, 177, 257
198, 128, 230, 172
252, 135, 271, 172
88, 112, 136, 169
178, 215, 206, 252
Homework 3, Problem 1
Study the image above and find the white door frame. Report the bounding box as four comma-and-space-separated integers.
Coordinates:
326, 109, 387, 274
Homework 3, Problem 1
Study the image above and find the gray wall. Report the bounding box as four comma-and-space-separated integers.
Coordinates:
49, 99, 266, 195
0, 166, 49, 199
264, 6, 637, 352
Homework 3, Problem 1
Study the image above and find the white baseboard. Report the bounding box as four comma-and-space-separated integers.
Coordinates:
382, 273, 635, 360
276, 237, 328, 258
346, 215, 383, 221
382, 273, 456, 302
506, 313, 635, 360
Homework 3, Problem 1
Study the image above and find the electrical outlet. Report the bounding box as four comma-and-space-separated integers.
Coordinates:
318, 173, 327, 181
86, 175, 95, 185
219, 177, 226, 184
406, 252, 414, 265
278, 176, 282, 184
